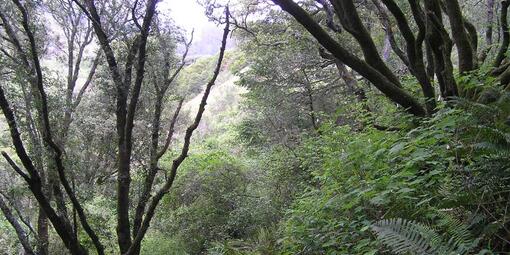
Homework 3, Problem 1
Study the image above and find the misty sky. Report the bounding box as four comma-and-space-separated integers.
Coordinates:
160, 0, 232, 56
160, 0, 209, 33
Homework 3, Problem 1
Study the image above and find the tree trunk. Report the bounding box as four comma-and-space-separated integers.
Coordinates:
272, 0, 426, 116
382, 0, 436, 114
495, 0, 510, 67
329, 0, 402, 87
424, 0, 458, 98
487, 0, 496, 45
443, 0, 475, 73
36, 207, 48, 255
0, 195, 35, 255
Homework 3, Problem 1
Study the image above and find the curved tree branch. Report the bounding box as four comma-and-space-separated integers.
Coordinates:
272, 0, 426, 116
0, 192, 35, 255
126, 7, 231, 255
11, 0, 104, 253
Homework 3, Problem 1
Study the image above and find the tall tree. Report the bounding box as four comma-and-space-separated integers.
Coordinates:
268, 0, 499, 114
0, 0, 231, 254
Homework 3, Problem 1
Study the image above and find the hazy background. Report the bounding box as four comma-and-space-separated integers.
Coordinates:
160, 0, 236, 57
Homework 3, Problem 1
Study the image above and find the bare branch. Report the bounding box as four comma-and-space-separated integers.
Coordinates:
131, 0, 142, 30
72, 52, 101, 110
156, 99, 184, 160
1, 152, 30, 182
0, 190, 37, 237
131, 29, 193, 247
0, 192, 35, 255
0, 83, 82, 254
126, 7, 231, 255
315, 0, 341, 32
372, 0, 409, 66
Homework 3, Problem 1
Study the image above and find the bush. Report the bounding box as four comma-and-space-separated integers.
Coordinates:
280, 91, 510, 254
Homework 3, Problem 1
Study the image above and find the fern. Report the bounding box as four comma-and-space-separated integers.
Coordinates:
437, 212, 480, 254
470, 125, 510, 149
453, 98, 503, 122
372, 217, 479, 255
371, 218, 443, 254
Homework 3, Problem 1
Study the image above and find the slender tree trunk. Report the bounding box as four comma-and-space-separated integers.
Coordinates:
319, 48, 366, 103
272, 0, 426, 116
329, 0, 402, 87
36, 208, 48, 255
464, 20, 478, 68
83, 0, 159, 252
126, 13, 231, 254
302, 70, 319, 130
0, 195, 35, 255
372, 0, 409, 66
424, 0, 458, 98
487, 0, 495, 45
495, 0, 510, 67
335, 61, 365, 102
382, 33, 391, 61
131, 94, 163, 255
443, 0, 475, 73
425, 42, 435, 80
382, 0, 436, 114
480, 0, 496, 62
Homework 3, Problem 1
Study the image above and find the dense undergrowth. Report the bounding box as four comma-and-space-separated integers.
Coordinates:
133, 65, 510, 254
280, 95, 510, 254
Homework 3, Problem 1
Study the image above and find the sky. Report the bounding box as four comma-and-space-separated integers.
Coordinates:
159, 0, 210, 34
159, 0, 231, 56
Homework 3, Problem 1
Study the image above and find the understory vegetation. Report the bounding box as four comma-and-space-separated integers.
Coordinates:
137, 69, 510, 255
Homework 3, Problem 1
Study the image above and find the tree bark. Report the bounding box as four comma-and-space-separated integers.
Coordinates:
382, 0, 436, 114
0, 86, 87, 255
480, 0, 496, 62
424, 0, 458, 98
80, 0, 159, 252
0, 1, 103, 253
11, 1, 104, 253
329, 0, 402, 87
495, 0, 510, 67
372, 0, 409, 66
126, 10, 231, 254
36, 207, 48, 255
443, 0, 475, 73
0, 194, 35, 255
488, 0, 496, 45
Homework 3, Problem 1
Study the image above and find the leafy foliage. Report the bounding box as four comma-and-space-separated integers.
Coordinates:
2, 1, 510, 254
276, 86, 510, 254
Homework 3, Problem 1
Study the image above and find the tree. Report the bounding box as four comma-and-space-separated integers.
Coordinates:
268, 0, 510, 116
0, 0, 101, 252
235, 13, 356, 144
0, 0, 231, 254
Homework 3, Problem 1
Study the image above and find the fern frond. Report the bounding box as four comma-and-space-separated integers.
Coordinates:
436, 212, 476, 253
477, 125, 510, 142
372, 217, 480, 255
472, 141, 510, 154
454, 98, 502, 120
371, 218, 444, 255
